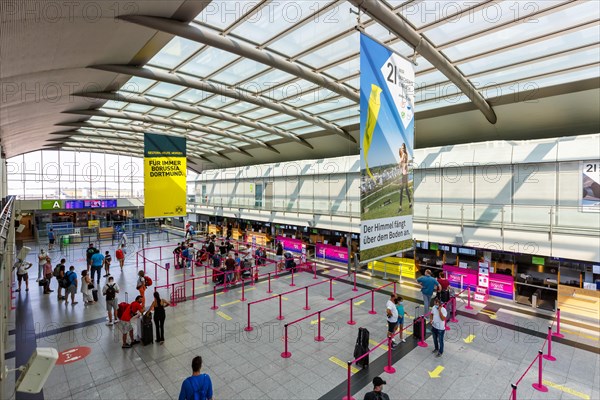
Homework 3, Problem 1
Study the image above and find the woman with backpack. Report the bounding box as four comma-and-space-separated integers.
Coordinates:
149, 291, 170, 344
102, 276, 120, 326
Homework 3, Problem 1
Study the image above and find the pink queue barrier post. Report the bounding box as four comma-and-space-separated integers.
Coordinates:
290, 269, 296, 287
204, 265, 208, 285
393, 281, 397, 294
511, 384, 517, 400
241, 279, 246, 302
281, 324, 292, 358
245, 304, 253, 332
304, 287, 311, 311
275, 262, 279, 279
315, 311, 325, 342
313, 262, 318, 280
418, 317, 428, 348
267, 273, 272, 294
210, 285, 218, 310
154, 263, 158, 286
532, 351, 548, 392
552, 308, 564, 338
347, 299, 356, 325
465, 287, 474, 310
445, 312, 450, 331
170, 283, 177, 307
327, 278, 335, 301
277, 295, 284, 321
342, 361, 355, 400
352, 271, 358, 292
449, 296, 458, 323
191, 279, 196, 300
251, 267, 256, 287
543, 326, 556, 361
369, 290, 377, 315
383, 336, 396, 374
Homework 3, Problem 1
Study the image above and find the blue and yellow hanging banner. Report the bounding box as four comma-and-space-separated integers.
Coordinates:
144, 133, 187, 218
359, 33, 415, 262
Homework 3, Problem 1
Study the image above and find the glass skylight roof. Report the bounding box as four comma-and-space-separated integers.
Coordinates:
74, 0, 598, 160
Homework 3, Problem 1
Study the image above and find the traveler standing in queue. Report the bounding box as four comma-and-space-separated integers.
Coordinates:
103, 250, 112, 277
90, 249, 104, 286
385, 293, 398, 347
37, 248, 47, 283
116, 244, 126, 271
437, 272, 451, 303
102, 276, 120, 326
178, 356, 213, 400
43, 256, 54, 294
13, 258, 32, 292
417, 269, 440, 316
47, 228, 55, 250
136, 270, 147, 306
224, 253, 235, 285
430, 297, 447, 357
394, 295, 407, 343
81, 270, 95, 305
276, 242, 284, 271
363, 377, 390, 400
54, 258, 66, 300
64, 266, 78, 305
86, 243, 97, 272
149, 291, 170, 344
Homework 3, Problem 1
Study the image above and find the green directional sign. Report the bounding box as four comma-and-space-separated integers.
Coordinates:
41, 200, 63, 210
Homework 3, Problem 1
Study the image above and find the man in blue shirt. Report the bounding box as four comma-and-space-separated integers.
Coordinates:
179, 356, 213, 400
90, 250, 105, 285
416, 269, 440, 316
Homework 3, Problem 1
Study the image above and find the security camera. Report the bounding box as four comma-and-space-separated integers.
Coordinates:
7, 348, 58, 394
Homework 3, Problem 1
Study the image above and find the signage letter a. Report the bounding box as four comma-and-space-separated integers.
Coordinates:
53, 201, 61, 209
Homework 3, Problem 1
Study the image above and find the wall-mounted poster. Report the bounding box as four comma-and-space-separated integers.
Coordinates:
359, 33, 415, 262
581, 161, 600, 212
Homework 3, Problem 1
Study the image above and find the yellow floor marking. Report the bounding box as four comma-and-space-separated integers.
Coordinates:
354, 300, 365, 306
310, 317, 326, 325
369, 339, 388, 351
428, 365, 444, 378
239, 287, 256, 294
463, 334, 476, 343
216, 311, 232, 321
479, 310, 497, 319
270, 294, 288, 300
321, 269, 331, 274
543, 380, 590, 399
329, 357, 358, 374
561, 329, 600, 341
221, 300, 241, 307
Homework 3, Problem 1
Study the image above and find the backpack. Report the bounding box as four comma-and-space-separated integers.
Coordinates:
63, 271, 75, 287
53, 264, 62, 278
117, 302, 130, 320
144, 276, 152, 287
105, 284, 116, 301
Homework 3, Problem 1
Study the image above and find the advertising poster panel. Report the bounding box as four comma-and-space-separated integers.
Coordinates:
360, 33, 415, 261
581, 161, 600, 212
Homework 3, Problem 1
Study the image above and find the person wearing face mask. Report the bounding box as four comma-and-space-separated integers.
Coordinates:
394, 295, 407, 344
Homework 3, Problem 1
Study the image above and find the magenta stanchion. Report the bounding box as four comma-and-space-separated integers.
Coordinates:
383, 336, 396, 373
352, 271, 358, 292
393, 281, 397, 294
210, 286, 218, 310
251, 267, 256, 287
347, 299, 356, 325
327, 278, 335, 301
342, 361, 355, 400
244, 304, 253, 332
465, 287, 474, 310
290, 269, 296, 287
267, 273, 272, 294
204, 265, 208, 285
511, 383, 517, 400
241, 278, 246, 302
303, 287, 310, 311
552, 308, 564, 338
369, 289, 377, 315
313, 262, 318, 280
171, 283, 177, 307
191, 279, 196, 300
543, 326, 556, 361
275, 263, 279, 279
532, 351, 548, 392
281, 324, 291, 358
277, 294, 284, 320
449, 296, 458, 323
418, 317, 428, 348
315, 311, 325, 342
223, 274, 229, 293
445, 311, 450, 331
154, 263, 158, 285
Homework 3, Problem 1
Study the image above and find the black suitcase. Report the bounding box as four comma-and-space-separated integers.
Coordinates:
412, 306, 423, 339
92, 289, 99, 302
142, 313, 153, 345
353, 327, 370, 368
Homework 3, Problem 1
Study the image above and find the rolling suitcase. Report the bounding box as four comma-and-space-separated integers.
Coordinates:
141, 313, 153, 345
412, 306, 423, 339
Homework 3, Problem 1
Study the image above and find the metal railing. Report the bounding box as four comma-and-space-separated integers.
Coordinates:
0, 196, 16, 379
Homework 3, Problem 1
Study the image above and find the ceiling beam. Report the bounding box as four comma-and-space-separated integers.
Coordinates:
56, 121, 242, 159
63, 109, 274, 155
74, 91, 314, 149
348, 0, 497, 124
89, 65, 357, 143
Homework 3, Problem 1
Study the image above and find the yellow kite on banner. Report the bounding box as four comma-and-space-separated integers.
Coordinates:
363, 84, 382, 181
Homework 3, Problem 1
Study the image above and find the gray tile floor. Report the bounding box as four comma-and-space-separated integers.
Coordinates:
2, 236, 599, 400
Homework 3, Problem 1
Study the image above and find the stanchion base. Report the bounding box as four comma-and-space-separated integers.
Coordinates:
313, 276, 318, 280
532, 383, 548, 392
244, 326, 254, 332
352, 288, 358, 292
543, 355, 556, 362
303, 306, 311, 311
368, 311, 377, 315
449, 318, 458, 323
417, 341, 428, 348
327, 297, 335, 301
210, 306, 218, 310
281, 352, 292, 359
552, 333, 564, 338
465, 306, 474, 310
191, 296, 196, 300
315, 336, 325, 342
266, 290, 273, 294
276, 316, 284, 321
347, 320, 356, 325
241, 298, 246, 302
290, 283, 296, 287
342, 396, 355, 400
383, 366, 396, 374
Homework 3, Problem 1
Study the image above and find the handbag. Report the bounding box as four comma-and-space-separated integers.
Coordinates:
88, 283, 95, 289
38, 279, 46, 287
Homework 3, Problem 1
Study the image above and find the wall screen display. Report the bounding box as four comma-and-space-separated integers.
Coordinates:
64, 199, 117, 209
